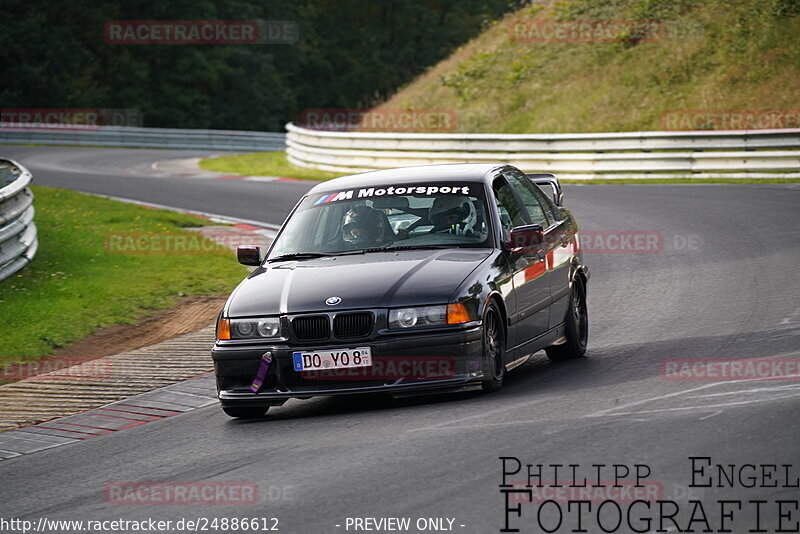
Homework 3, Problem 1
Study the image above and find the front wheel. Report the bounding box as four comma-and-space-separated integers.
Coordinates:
545, 275, 588, 361
481, 302, 506, 392
222, 406, 269, 419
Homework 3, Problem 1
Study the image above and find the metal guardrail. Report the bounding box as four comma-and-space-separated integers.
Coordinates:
0, 159, 37, 282
285, 123, 800, 179
0, 125, 286, 152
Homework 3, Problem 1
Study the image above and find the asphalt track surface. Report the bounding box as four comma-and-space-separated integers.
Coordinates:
1, 146, 799, 533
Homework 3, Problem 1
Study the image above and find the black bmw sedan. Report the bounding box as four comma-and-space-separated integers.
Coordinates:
212, 163, 589, 418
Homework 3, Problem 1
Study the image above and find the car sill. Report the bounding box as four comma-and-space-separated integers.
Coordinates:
505, 354, 531, 372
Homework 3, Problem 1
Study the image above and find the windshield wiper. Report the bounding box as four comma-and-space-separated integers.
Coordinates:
268, 246, 455, 262
357, 245, 454, 253
266, 252, 336, 263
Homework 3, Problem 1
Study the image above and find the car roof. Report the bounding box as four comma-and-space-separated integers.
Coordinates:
307, 163, 507, 194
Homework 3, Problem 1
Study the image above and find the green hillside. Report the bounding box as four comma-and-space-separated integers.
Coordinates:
371, 0, 800, 133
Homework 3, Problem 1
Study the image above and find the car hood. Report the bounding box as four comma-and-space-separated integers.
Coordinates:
226, 249, 492, 316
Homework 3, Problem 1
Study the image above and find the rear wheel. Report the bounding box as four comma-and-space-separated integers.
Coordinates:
481, 302, 506, 392
546, 276, 588, 361
222, 406, 269, 419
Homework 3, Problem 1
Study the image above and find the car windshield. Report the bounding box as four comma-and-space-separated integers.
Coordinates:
269, 181, 492, 258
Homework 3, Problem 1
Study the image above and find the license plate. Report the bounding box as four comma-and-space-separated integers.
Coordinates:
292, 347, 372, 372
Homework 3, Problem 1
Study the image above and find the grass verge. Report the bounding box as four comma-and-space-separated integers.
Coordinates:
375, 0, 800, 133
200, 151, 341, 181
0, 186, 247, 363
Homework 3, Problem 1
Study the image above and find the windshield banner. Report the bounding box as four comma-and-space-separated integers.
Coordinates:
315, 185, 472, 205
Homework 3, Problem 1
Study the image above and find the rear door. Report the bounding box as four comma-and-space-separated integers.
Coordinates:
504, 169, 571, 330
514, 172, 576, 329
534, 185, 575, 328
493, 173, 550, 350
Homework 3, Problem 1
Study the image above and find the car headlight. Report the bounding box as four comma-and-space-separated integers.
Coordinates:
389, 305, 448, 329
220, 317, 282, 340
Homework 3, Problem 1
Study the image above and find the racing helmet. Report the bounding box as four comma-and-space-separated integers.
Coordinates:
342, 205, 387, 245
429, 196, 477, 236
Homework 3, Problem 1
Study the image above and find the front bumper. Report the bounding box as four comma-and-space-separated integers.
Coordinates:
212, 326, 484, 408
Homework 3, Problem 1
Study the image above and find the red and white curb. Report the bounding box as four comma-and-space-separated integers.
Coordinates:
0, 201, 280, 458
0, 373, 218, 459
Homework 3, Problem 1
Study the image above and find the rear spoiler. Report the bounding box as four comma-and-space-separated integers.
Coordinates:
526, 173, 564, 206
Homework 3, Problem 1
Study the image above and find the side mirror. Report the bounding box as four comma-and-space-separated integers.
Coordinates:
509, 225, 544, 255
237, 245, 262, 266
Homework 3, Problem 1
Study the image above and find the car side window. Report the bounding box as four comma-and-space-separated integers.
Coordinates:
492, 177, 528, 233
505, 170, 552, 227
531, 182, 564, 223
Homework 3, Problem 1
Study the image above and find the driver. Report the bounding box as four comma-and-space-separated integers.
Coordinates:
341, 205, 390, 247
428, 196, 477, 236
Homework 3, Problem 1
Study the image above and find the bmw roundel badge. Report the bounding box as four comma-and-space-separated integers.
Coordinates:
325, 296, 342, 306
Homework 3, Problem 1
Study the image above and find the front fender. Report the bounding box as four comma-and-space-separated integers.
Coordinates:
448, 250, 512, 323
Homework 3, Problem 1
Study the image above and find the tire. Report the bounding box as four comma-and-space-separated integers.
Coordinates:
222, 406, 269, 419
481, 302, 506, 392
546, 275, 588, 361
